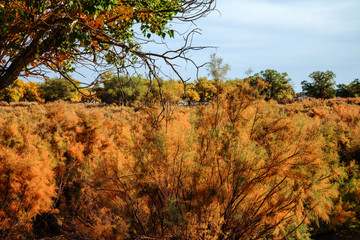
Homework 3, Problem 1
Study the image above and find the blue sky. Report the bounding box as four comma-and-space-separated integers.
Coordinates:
39, 0, 359, 93
181, 0, 360, 92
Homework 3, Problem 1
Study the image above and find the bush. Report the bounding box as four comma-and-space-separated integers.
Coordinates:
1, 93, 359, 239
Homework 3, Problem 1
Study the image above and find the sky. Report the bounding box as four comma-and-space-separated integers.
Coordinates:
37, 0, 360, 93
173, 0, 360, 92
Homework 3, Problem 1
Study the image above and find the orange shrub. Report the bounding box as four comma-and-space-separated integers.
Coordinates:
2, 94, 359, 239
0, 113, 56, 239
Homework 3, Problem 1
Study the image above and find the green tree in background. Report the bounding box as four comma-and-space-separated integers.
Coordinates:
302, 71, 336, 99
39, 78, 81, 102
349, 78, 360, 96
94, 73, 145, 105
336, 84, 353, 98
253, 69, 294, 100
337, 78, 360, 98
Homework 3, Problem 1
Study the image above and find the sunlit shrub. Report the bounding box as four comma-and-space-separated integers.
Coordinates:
0, 114, 56, 239
1, 95, 359, 239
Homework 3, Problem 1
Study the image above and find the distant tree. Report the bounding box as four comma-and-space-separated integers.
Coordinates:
162, 79, 184, 104
39, 78, 81, 102
336, 79, 360, 98
0, 79, 25, 102
204, 53, 230, 110
336, 84, 353, 98
241, 77, 271, 99
208, 53, 230, 83
184, 86, 200, 103
193, 77, 217, 102
0, 79, 44, 102
253, 69, 294, 100
245, 67, 254, 77
348, 78, 360, 97
94, 73, 145, 105
23, 82, 44, 102
302, 71, 336, 99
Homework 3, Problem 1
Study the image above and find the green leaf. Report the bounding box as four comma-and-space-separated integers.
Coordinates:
168, 30, 174, 38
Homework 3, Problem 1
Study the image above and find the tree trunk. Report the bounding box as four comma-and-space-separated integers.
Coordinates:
0, 33, 44, 89
0, 30, 61, 90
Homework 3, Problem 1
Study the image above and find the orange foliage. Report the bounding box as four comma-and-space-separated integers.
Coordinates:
1, 95, 360, 239
0, 113, 56, 239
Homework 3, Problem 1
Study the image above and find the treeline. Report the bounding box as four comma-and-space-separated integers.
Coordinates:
0, 75, 184, 105
1, 70, 358, 105
1, 84, 360, 239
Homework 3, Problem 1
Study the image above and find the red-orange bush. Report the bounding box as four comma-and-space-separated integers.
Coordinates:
1, 95, 358, 239
0, 113, 56, 239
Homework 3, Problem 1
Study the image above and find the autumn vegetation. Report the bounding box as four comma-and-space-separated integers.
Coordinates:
1, 68, 359, 106
0, 0, 215, 90
2, 0, 359, 238
1, 78, 360, 239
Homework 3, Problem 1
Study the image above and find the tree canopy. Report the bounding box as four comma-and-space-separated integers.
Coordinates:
0, 79, 43, 102
301, 70, 336, 99
38, 77, 82, 102
94, 72, 145, 105
336, 78, 360, 98
247, 69, 294, 100
0, 0, 215, 90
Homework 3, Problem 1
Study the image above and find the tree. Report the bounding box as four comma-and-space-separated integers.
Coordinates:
242, 76, 271, 99
183, 54, 229, 104
23, 82, 44, 102
208, 53, 230, 83
0, 0, 215, 90
193, 77, 216, 102
244, 67, 253, 77
253, 69, 294, 100
162, 79, 184, 104
301, 71, 336, 99
184, 85, 200, 103
38, 77, 81, 102
0, 79, 26, 102
336, 84, 352, 98
94, 72, 145, 105
0, 79, 45, 102
349, 78, 360, 97
337, 78, 360, 98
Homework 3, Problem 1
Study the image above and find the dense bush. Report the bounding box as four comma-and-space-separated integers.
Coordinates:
1, 94, 360, 239
282, 98, 360, 234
